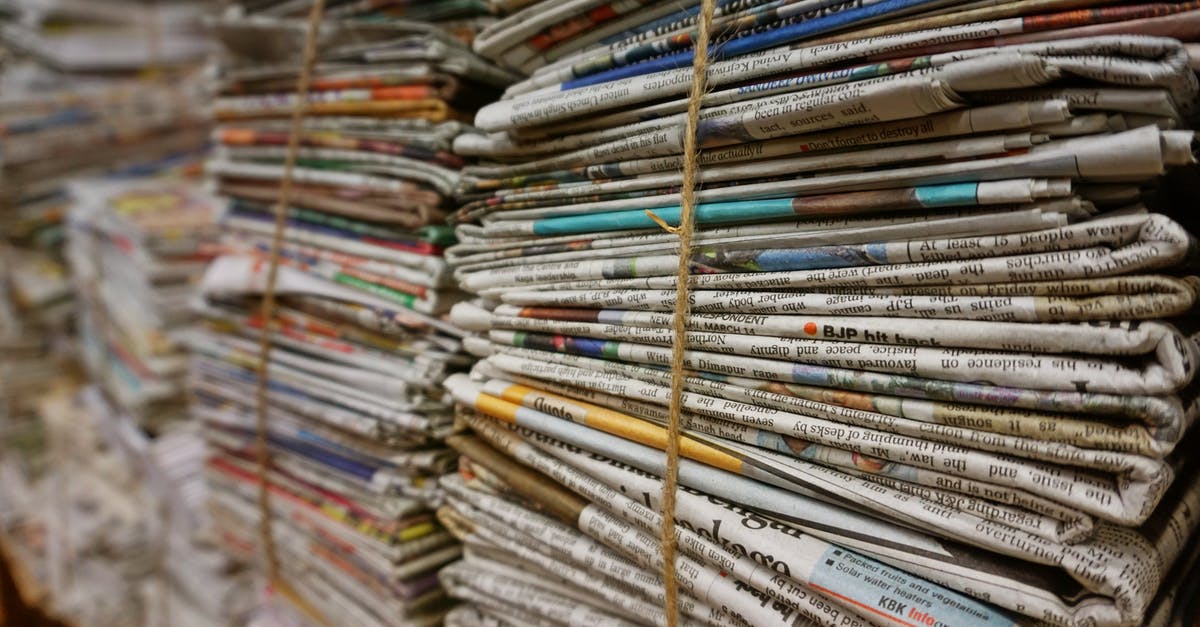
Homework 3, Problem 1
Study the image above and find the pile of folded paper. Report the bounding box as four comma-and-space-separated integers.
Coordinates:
27, 388, 159, 627
66, 178, 220, 433
0, 81, 211, 423
441, 1, 1200, 625
0, 243, 75, 422
0, 385, 56, 552
0, 80, 211, 192
0, 0, 214, 221
0, 385, 252, 627
0, 0, 214, 72
231, 0, 502, 39
78, 387, 256, 627
194, 14, 515, 626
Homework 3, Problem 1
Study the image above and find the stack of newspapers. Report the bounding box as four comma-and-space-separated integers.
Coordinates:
76, 388, 255, 627
66, 178, 220, 433
0, 242, 74, 422
0, 80, 210, 423
30, 388, 160, 626
0, 82, 209, 195
0, 386, 252, 626
440, 1, 1200, 625
194, 13, 514, 626
231, 0, 500, 36
0, 0, 214, 72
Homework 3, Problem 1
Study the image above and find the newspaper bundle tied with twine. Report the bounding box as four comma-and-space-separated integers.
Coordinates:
438, 0, 1200, 626
190, 4, 519, 625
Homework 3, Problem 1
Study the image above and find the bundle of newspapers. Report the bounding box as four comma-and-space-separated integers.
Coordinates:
0, 16, 212, 424
0, 386, 251, 627
0, 80, 209, 196
194, 14, 514, 626
440, 1, 1200, 625
0, 0, 214, 72
66, 177, 220, 433
76, 387, 255, 627
228, 0, 501, 37
0, 80, 210, 422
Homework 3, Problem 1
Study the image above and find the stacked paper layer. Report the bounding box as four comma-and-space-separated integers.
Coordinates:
194, 13, 513, 626
234, 0, 502, 37
0, 386, 252, 627
0, 0, 214, 72
0, 79, 210, 194
78, 388, 257, 627
0, 70, 211, 423
66, 178, 220, 433
0, 244, 75, 422
441, 1, 1200, 625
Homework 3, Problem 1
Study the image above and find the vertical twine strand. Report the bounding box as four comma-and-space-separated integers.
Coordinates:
253, 0, 327, 582
660, 0, 717, 625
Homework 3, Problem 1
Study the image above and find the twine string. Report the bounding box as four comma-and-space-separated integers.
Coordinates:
252, 0, 327, 582
248, 0, 714, 621
658, 1, 717, 625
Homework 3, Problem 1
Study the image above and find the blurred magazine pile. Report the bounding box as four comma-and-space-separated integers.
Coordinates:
0, 386, 253, 627
0, 0, 215, 431
67, 177, 221, 433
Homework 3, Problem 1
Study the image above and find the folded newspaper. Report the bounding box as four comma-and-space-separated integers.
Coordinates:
195, 12, 517, 626
439, 1, 1200, 625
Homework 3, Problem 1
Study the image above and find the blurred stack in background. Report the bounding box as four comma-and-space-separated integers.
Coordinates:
0, 0, 213, 427
0, 385, 254, 627
0, 172, 247, 625
0, 0, 212, 72
225, 0, 503, 45
66, 178, 220, 435
0, 1, 233, 623
192, 7, 516, 625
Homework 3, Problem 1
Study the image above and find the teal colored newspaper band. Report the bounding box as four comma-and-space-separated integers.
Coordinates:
530, 183, 983, 236
532, 198, 795, 235
914, 182, 980, 207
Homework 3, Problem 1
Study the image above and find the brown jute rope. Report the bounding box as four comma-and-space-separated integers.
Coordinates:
253, 0, 327, 582
655, 0, 717, 624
